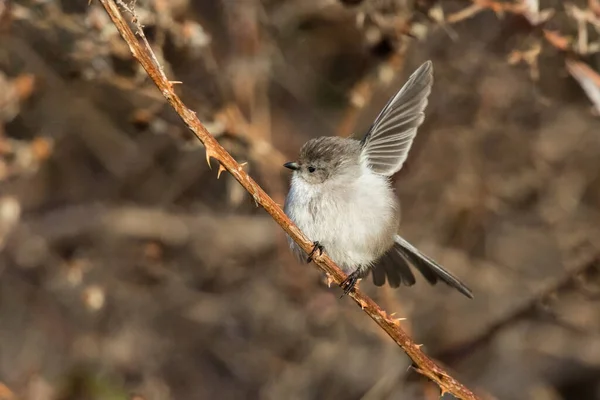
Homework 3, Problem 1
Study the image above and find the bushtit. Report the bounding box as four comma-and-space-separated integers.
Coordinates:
283, 61, 473, 298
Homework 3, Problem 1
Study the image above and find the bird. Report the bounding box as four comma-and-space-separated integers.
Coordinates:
282, 60, 473, 299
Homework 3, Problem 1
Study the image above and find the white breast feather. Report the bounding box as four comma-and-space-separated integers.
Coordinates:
284, 163, 397, 273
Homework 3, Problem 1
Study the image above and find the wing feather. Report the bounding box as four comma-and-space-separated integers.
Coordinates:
360, 61, 434, 176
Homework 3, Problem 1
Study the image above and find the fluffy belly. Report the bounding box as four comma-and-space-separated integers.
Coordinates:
284, 176, 398, 273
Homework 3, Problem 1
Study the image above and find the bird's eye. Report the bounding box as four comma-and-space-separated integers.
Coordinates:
308, 166, 316, 173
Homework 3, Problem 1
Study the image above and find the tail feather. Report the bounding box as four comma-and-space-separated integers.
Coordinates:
372, 248, 415, 288
405, 254, 439, 285
371, 259, 387, 286
372, 235, 474, 299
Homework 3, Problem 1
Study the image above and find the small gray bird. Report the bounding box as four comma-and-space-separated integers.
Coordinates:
283, 61, 473, 298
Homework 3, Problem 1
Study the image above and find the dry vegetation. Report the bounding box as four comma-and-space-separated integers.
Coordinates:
1, 0, 600, 399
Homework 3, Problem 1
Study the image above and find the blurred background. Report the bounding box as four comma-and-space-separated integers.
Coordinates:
1, 0, 600, 399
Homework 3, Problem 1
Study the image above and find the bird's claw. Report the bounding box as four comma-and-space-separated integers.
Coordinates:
340, 271, 360, 297
306, 241, 324, 263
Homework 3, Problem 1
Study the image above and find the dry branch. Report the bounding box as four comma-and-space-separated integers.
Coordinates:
97, 1, 480, 398
449, 1, 600, 113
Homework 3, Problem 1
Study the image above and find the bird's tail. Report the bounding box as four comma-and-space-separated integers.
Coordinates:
371, 235, 473, 299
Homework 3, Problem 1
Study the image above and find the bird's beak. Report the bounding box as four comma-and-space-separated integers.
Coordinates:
284, 162, 300, 171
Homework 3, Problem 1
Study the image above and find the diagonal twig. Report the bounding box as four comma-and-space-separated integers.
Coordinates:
96, 1, 480, 398
566, 58, 600, 114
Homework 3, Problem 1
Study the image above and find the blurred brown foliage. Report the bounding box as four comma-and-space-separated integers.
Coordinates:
1, 0, 600, 399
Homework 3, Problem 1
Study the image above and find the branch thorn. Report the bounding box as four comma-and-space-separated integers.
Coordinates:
217, 163, 227, 179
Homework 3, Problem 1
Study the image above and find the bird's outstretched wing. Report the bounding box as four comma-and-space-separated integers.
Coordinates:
360, 61, 434, 176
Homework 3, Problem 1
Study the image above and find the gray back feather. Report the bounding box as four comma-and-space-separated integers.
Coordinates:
360, 61, 434, 176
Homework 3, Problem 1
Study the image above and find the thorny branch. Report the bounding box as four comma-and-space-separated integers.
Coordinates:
97, 0, 480, 398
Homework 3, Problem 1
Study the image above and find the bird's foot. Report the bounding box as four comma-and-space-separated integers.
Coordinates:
340, 271, 361, 296
306, 241, 324, 263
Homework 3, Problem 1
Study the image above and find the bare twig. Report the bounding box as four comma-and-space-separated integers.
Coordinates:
438, 255, 600, 365
96, 1, 480, 398
566, 58, 600, 114
449, 0, 566, 52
